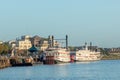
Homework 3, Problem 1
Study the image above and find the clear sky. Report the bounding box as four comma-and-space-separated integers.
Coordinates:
0, 0, 120, 48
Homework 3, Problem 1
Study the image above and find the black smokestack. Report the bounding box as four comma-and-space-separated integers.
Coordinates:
48, 35, 51, 48
90, 42, 92, 51
66, 35, 68, 50
52, 35, 54, 47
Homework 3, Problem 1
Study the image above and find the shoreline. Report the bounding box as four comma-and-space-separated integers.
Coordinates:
101, 54, 120, 60
1, 54, 120, 69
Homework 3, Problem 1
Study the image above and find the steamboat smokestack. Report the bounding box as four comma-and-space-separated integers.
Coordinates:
90, 42, 92, 51
48, 35, 54, 48
52, 35, 54, 47
48, 35, 51, 48
85, 42, 88, 50
66, 35, 68, 50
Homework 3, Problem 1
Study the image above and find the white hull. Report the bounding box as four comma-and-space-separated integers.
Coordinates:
75, 50, 101, 61
45, 48, 70, 63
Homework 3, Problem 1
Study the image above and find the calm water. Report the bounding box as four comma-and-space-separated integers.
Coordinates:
0, 60, 120, 80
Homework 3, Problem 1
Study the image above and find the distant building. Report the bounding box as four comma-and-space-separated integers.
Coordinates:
16, 35, 32, 50
30, 35, 41, 47
109, 48, 120, 54
39, 40, 49, 51
14, 35, 61, 51
30, 35, 60, 51
30, 35, 48, 51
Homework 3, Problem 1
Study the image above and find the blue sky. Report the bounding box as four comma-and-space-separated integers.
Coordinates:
0, 0, 120, 48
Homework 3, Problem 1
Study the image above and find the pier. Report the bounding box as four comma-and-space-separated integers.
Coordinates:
0, 56, 10, 69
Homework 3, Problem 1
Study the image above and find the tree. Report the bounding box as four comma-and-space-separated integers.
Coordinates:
0, 44, 4, 54
0, 43, 12, 55
100, 48, 109, 55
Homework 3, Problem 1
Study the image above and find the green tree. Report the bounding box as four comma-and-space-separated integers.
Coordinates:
0, 43, 12, 55
100, 48, 109, 55
0, 44, 4, 54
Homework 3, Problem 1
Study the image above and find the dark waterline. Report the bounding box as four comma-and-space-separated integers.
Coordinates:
0, 60, 120, 80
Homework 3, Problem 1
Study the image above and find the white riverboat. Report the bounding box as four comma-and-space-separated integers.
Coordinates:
44, 48, 70, 63
75, 44, 101, 61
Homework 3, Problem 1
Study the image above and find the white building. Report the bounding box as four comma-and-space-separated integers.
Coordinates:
40, 40, 49, 51
16, 35, 32, 50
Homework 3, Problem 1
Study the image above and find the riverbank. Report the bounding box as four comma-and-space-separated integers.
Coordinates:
101, 54, 120, 60
1, 54, 120, 69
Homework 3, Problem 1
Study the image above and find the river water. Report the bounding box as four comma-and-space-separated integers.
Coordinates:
0, 60, 120, 80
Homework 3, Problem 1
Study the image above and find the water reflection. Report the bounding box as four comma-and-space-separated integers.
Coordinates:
54, 64, 70, 77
